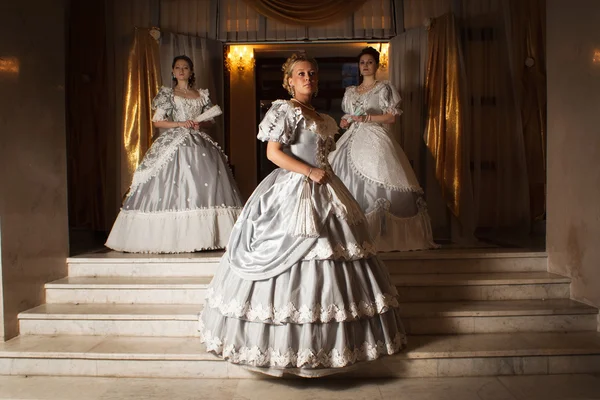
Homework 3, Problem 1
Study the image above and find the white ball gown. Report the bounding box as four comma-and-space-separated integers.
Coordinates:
329, 81, 438, 252
105, 87, 243, 253
199, 100, 407, 377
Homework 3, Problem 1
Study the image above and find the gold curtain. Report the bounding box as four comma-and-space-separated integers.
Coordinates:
424, 13, 464, 217
507, 0, 547, 220
241, 0, 367, 26
122, 27, 161, 187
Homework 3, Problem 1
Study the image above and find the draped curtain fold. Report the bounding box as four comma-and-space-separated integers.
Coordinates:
424, 13, 466, 219
504, 0, 547, 220
241, 0, 368, 26
220, 0, 395, 41
121, 27, 161, 196
399, 0, 543, 244
389, 28, 453, 240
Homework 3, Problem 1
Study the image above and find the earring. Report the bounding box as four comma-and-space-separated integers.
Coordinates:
291, 86, 295, 97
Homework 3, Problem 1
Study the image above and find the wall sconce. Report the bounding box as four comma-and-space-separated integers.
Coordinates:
593, 49, 600, 65
0, 56, 19, 76
377, 43, 389, 70
226, 45, 255, 73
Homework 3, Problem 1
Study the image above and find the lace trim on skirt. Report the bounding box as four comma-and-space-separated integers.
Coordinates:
204, 287, 399, 324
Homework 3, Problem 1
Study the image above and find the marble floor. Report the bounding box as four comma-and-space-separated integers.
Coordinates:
0, 374, 599, 400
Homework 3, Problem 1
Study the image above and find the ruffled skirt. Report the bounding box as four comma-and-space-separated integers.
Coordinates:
329, 123, 438, 252
106, 128, 243, 253
199, 167, 406, 377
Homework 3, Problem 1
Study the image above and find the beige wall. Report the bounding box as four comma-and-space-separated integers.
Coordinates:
547, 0, 600, 309
0, 1, 69, 340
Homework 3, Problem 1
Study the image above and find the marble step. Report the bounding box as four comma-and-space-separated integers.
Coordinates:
393, 272, 571, 302
1, 332, 599, 378
399, 299, 598, 334
68, 251, 223, 278
45, 273, 571, 305
67, 249, 547, 278
18, 300, 597, 337
381, 249, 547, 274
45, 277, 212, 304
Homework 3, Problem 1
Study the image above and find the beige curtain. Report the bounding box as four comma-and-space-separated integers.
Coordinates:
456, 1, 531, 237
241, 0, 367, 26
221, 0, 395, 41
121, 27, 161, 196
160, 0, 216, 38
505, 0, 547, 221
159, 32, 226, 147
389, 28, 452, 241
401, 0, 542, 244
403, 0, 451, 30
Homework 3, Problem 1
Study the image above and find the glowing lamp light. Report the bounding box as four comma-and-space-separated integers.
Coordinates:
377, 43, 389, 70
0, 57, 19, 76
593, 49, 600, 65
226, 45, 255, 73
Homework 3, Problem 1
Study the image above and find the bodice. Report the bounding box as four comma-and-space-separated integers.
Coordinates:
151, 87, 212, 123
342, 81, 402, 117
284, 128, 321, 168
171, 96, 206, 122
257, 100, 339, 170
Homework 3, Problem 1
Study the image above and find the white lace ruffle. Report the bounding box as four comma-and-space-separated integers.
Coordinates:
105, 206, 242, 253
345, 124, 424, 193
118, 205, 242, 218
304, 240, 376, 261
365, 198, 439, 252
204, 287, 398, 324
129, 129, 229, 194
200, 322, 405, 369
130, 130, 187, 193
257, 100, 338, 146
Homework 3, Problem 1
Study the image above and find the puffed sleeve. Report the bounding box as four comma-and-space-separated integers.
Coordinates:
151, 87, 174, 122
257, 100, 301, 144
379, 82, 403, 116
198, 88, 214, 113
341, 87, 354, 115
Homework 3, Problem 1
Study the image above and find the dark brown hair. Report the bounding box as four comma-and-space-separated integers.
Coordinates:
171, 55, 196, 88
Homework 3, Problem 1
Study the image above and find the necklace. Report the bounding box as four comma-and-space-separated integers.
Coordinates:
176, 86, 189, 94
358, 80, 377, 93
291, 98, 315, 111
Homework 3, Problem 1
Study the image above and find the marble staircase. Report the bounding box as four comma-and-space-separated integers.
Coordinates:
1, 248, 599, 379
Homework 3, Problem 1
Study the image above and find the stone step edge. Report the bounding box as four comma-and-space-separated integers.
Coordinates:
67, 250, 548, 264
18, 302, 599, 321
2, 342, 599, 361
44, 274, 571, 289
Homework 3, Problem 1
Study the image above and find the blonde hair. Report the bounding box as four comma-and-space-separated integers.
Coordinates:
281, 52, 319, 96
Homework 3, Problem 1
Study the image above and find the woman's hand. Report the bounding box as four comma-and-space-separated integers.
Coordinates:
350, 115, 370, 123
179, 120, 195, 129
340, 118, 350, 129
308, 168, 327, 185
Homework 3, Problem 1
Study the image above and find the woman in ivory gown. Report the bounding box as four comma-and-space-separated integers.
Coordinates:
329, 47, 438, 252
199, 53, 406, 377
105, 55, 243, 253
